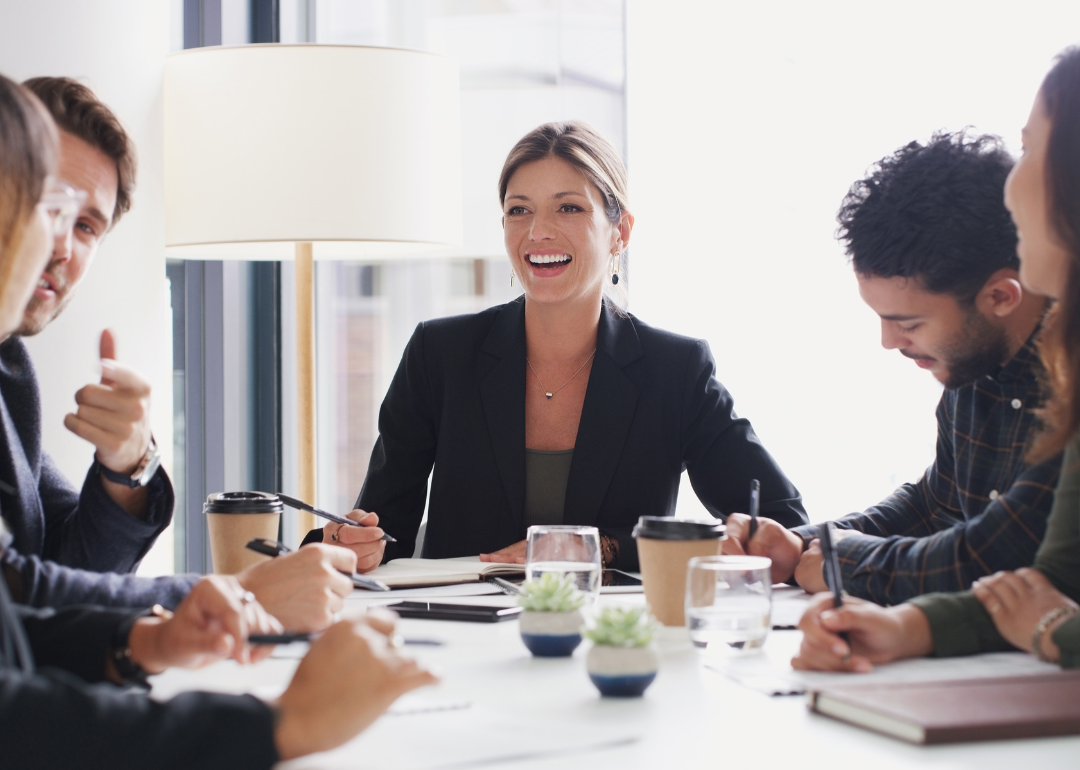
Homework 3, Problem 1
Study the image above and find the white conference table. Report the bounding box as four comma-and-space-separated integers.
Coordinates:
150, 590, 1080, 769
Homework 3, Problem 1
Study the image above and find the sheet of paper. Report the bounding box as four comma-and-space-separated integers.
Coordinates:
707, 629, 1062, 696
347, 582, 505, 601
279, 700, 638, 770
770, 585, 812, 629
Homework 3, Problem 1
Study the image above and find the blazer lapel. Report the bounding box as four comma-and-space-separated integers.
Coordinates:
563, 302, 643, 527
479, 298, 528, 534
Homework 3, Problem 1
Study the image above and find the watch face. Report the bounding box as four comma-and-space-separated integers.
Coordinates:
137, 452, 162, 487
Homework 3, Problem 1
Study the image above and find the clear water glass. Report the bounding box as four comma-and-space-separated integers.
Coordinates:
526, 525, 602, 604
685, 555, 772, 654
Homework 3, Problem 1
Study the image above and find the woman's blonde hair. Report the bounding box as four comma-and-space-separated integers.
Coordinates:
499, 121, 631, 308
0, 74, 57, 275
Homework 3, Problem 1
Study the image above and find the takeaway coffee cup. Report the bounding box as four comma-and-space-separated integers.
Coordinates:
205, 492, 283, 575
633, 516, 726, 626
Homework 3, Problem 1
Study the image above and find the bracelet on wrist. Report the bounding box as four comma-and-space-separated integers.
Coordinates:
1031, 605, 1079, 663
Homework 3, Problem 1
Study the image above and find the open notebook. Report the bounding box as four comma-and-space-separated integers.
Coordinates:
367, 557, 525, 588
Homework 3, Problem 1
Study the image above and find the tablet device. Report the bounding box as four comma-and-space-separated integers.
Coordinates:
388, 601, 523, 623
603, 569, 642, 587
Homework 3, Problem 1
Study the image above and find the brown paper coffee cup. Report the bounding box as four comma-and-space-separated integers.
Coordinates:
634, 517, 725, 626
204, 492, 283, 575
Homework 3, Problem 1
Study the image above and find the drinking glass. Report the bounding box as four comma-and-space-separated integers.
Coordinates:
526, 525, 602, 604
685, 555, 772, 654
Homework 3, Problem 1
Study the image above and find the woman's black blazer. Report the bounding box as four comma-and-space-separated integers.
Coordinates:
349, 297, 806, 571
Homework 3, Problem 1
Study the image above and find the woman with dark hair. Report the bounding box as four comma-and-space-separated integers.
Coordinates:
313, 121, 808, 571
792, 46, 1080, 672
0, 72, 435, 768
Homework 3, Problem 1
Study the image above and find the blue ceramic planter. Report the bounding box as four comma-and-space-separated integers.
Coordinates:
588, 671, 658, 697
519, 610, 585, 658
521, 632, 583, 657
585, 644, 659, 697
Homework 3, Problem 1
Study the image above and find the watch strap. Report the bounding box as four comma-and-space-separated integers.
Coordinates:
96, 438, 160, 488
110, 604, 172, 688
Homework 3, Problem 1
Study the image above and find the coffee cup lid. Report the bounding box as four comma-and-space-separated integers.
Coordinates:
632, 516, 725, 540
204, 491, 284, 514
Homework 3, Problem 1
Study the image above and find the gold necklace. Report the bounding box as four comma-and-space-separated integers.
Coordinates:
526, 349, 597, 400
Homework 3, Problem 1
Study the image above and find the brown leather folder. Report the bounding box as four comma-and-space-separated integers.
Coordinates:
808, 671, 1080, 744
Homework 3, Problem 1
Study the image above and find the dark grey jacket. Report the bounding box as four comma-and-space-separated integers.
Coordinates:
0, 337, 195, 608
0, 523, 277, 769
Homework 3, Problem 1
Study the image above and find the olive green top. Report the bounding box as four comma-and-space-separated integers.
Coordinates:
909, 437, 1080, 667
524, 448, 574, 529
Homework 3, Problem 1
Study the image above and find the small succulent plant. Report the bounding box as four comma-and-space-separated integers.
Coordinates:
518, 572, 587, 612
584, 606, 658, 648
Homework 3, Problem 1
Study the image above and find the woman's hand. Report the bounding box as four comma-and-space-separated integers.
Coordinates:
127, 575, 283, 675
479, 540, 527, 564
274, 612, 438, 760
791, 592, 934, 672
972, 568, 1078, 660
321, 509, 386, 573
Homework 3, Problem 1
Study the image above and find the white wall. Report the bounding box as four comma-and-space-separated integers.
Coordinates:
0, 0, 174, 573
626, 0, 1080, 521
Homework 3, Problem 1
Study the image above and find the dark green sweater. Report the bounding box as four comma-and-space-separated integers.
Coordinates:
909, 438, 1080, 667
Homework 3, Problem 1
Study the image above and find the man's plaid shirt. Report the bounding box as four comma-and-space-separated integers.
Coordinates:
794, 330, 1062, 605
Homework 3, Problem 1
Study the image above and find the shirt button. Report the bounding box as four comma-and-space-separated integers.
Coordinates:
1011, 399, 1023, 409
989, 490, 999, 501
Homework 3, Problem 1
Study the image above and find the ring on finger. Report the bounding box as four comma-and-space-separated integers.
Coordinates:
240, 590, 256, 605
989, 603, 1003, 614
331, 526, 340, 542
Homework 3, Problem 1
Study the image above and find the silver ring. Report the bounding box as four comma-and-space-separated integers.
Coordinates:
240, 590, 256, 605
389, 633, 404, 650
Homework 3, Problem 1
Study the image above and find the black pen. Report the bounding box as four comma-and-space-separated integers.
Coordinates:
276, 493, 397, 543
818, 521, 850, 660
747, 478, 760, 543
247, 633, 445, 646
245, 538, 391, 592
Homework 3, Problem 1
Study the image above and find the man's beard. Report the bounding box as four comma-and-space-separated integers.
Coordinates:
939, 310, 1011, 389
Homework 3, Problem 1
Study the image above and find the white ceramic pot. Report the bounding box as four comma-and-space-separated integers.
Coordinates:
519, 609, 584, 657
585, 644, 659, 696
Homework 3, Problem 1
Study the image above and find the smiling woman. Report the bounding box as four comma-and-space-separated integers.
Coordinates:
307, 121, 809, 572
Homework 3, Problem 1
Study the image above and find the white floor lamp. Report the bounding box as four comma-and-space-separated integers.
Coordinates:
164, 44, 461, 539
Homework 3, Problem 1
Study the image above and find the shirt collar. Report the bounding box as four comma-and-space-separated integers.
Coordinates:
994, 325, 1044, 385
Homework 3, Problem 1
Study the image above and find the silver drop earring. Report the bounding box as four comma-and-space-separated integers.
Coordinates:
510, 269, 515, 288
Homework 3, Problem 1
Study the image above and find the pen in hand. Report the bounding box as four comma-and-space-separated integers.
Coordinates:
276, 493, 398, 543
747, 478, 760, 543
245, 538, 391, 592
818, 521, 850, 661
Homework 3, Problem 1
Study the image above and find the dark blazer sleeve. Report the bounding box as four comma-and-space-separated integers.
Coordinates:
303, 322, 438, 559
599, 337, 807, 570
357, 322, 439, 562
15, 603, 131, 683
0, 667, 278, 770
682, 339, 805, 526
41, 456, 174, 574
2, 545, 196, 610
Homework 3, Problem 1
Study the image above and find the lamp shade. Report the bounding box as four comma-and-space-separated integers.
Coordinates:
164, 44, 461, 259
